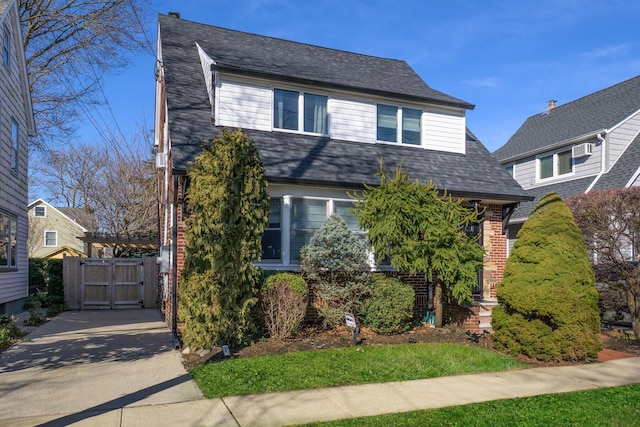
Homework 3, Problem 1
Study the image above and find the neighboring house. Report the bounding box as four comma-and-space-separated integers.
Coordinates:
0, 0, 36, 315
494, 75, 640, 255
27, 199, 96, 259
154, 13, 531, 336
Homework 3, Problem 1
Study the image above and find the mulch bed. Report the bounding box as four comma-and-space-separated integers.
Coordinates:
181, 324, 639, 370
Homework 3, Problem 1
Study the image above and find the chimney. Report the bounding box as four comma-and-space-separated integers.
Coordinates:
548, 99, 557, 109
168, 11, 180, 18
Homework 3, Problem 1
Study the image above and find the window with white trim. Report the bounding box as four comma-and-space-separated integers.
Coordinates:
0, 212, 17, 268
273, 89, 328, 135
538, 149, 572, 180
34, 206, 46, 217
10, 120, 18, 171
376, 104, 422, 145
44, 230, 58, 247
505, 164, 514, 177
262, 198, 282, 261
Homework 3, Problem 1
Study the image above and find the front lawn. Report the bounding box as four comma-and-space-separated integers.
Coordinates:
301, 383, 640, 426
191, 342, 526, 398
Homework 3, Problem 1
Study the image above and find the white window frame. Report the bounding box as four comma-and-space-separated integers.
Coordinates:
10, 120, 18, 171
504, 163, 515, 178
272, 88, 329, 136
260, 195, 367, 268
536, 149, 574, 181
0, 211, 17, 269
376, 103, 423, 146
44, 230, 58, 247
34, 206, 46, 217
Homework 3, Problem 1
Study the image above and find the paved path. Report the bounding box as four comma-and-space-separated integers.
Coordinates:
2, 310, 639, 426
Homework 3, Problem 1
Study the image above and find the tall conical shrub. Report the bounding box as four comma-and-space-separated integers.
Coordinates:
493, 192, 601, 362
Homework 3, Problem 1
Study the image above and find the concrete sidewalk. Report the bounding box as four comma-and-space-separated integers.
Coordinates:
2, 310, 639, 426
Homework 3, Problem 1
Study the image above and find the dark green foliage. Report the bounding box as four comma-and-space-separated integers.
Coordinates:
261, 273, 308, 338
300, 214, 371, 328
0, 315, 24, 352
28, 259, 64, 307
362, 274, 415, 333
178, 129, 269, 349
493, 192, 602, 362
354, 164, 484, 326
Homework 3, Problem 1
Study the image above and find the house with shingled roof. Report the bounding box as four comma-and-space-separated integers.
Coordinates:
0, 0, 36, 315
154, 13, 531, 338
494, 75, 640, 253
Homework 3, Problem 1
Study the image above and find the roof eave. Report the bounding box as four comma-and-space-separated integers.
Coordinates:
498, 128, 607, 163
212, 63, 475, 111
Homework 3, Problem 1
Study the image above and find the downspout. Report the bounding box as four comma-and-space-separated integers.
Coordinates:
585, 133, 607, 192
171, 174, 180, 348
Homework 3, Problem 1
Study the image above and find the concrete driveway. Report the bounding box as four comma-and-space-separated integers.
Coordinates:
0, 309, 203, 425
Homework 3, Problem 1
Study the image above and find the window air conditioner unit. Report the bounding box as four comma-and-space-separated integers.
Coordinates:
572, 143, 593, 158
155, 152, 168, 169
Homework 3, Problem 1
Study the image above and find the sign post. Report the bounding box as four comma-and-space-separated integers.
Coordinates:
345, 313, 360, 344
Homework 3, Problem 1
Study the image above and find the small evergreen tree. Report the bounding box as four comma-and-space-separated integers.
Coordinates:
178, 129, 269, 349
300, 214, 370, 328
493, 192, 602, 362
355, 164, 484, 327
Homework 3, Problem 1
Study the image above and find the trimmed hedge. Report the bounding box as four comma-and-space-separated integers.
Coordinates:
493, 193, 602, 362
362, 274, 414, 334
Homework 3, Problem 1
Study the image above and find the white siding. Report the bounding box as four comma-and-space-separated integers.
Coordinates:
423, 108, 466, 154
607, 110, 640, 170
217, 78, 272, 130
330, 96, 376, 143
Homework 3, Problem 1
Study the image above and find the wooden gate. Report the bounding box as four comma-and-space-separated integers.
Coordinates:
63, 257, 157, 310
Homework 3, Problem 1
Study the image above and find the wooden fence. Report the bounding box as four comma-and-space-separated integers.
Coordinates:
63, 256, 157, 310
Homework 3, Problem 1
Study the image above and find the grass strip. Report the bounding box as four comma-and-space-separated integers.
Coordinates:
191, 343, 526, 398
301, 383, 640, 426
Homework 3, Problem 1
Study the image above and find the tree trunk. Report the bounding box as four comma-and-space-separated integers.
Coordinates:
435, 277, 443, 328
629, 285, 640, 340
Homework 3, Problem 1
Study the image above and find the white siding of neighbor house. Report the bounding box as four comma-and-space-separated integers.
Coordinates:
423, 107, 466, 154
217, 78, 272, 131
510, 137, 602, 189
330, 96, 376, 143
607, 110, 640, 170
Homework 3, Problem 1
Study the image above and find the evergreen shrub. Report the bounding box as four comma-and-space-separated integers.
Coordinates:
300, 214, 371, 328
362, 274, 414, 333
493, 193, 602, 362
260, 273, 308, 339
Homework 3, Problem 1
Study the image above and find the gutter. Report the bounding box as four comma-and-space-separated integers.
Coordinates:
585, 132, 607, 193
498, 129, 607, 163
171, 174, 180, 349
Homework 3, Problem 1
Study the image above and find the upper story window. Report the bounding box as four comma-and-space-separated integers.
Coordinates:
44, 230, 58, 247
505, 164, 514, 177
34, 206, 46, 217
10, 121, 18, 171
377, 104, 422, 145
273, 89, 328, 135
538, 149, 572, 180
2, 25, 9, 67
0, 212, 17, 268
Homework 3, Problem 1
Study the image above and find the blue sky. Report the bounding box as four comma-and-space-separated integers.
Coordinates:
85, 0, 640, 153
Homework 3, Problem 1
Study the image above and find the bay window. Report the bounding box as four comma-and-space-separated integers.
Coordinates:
262, 198, 282, 261
290, 198, 327, 261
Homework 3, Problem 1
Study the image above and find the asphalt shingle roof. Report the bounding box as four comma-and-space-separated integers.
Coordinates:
494, 75, 640, 162
159, 14, 530, 203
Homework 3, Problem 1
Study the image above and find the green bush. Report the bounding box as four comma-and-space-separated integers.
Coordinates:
261, 273, 308, 339
0, 315, 23, 351
362, 274, 415, 334
493, 193, 602, 362
28, 259, 64, 307
300, 214, 371, 328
